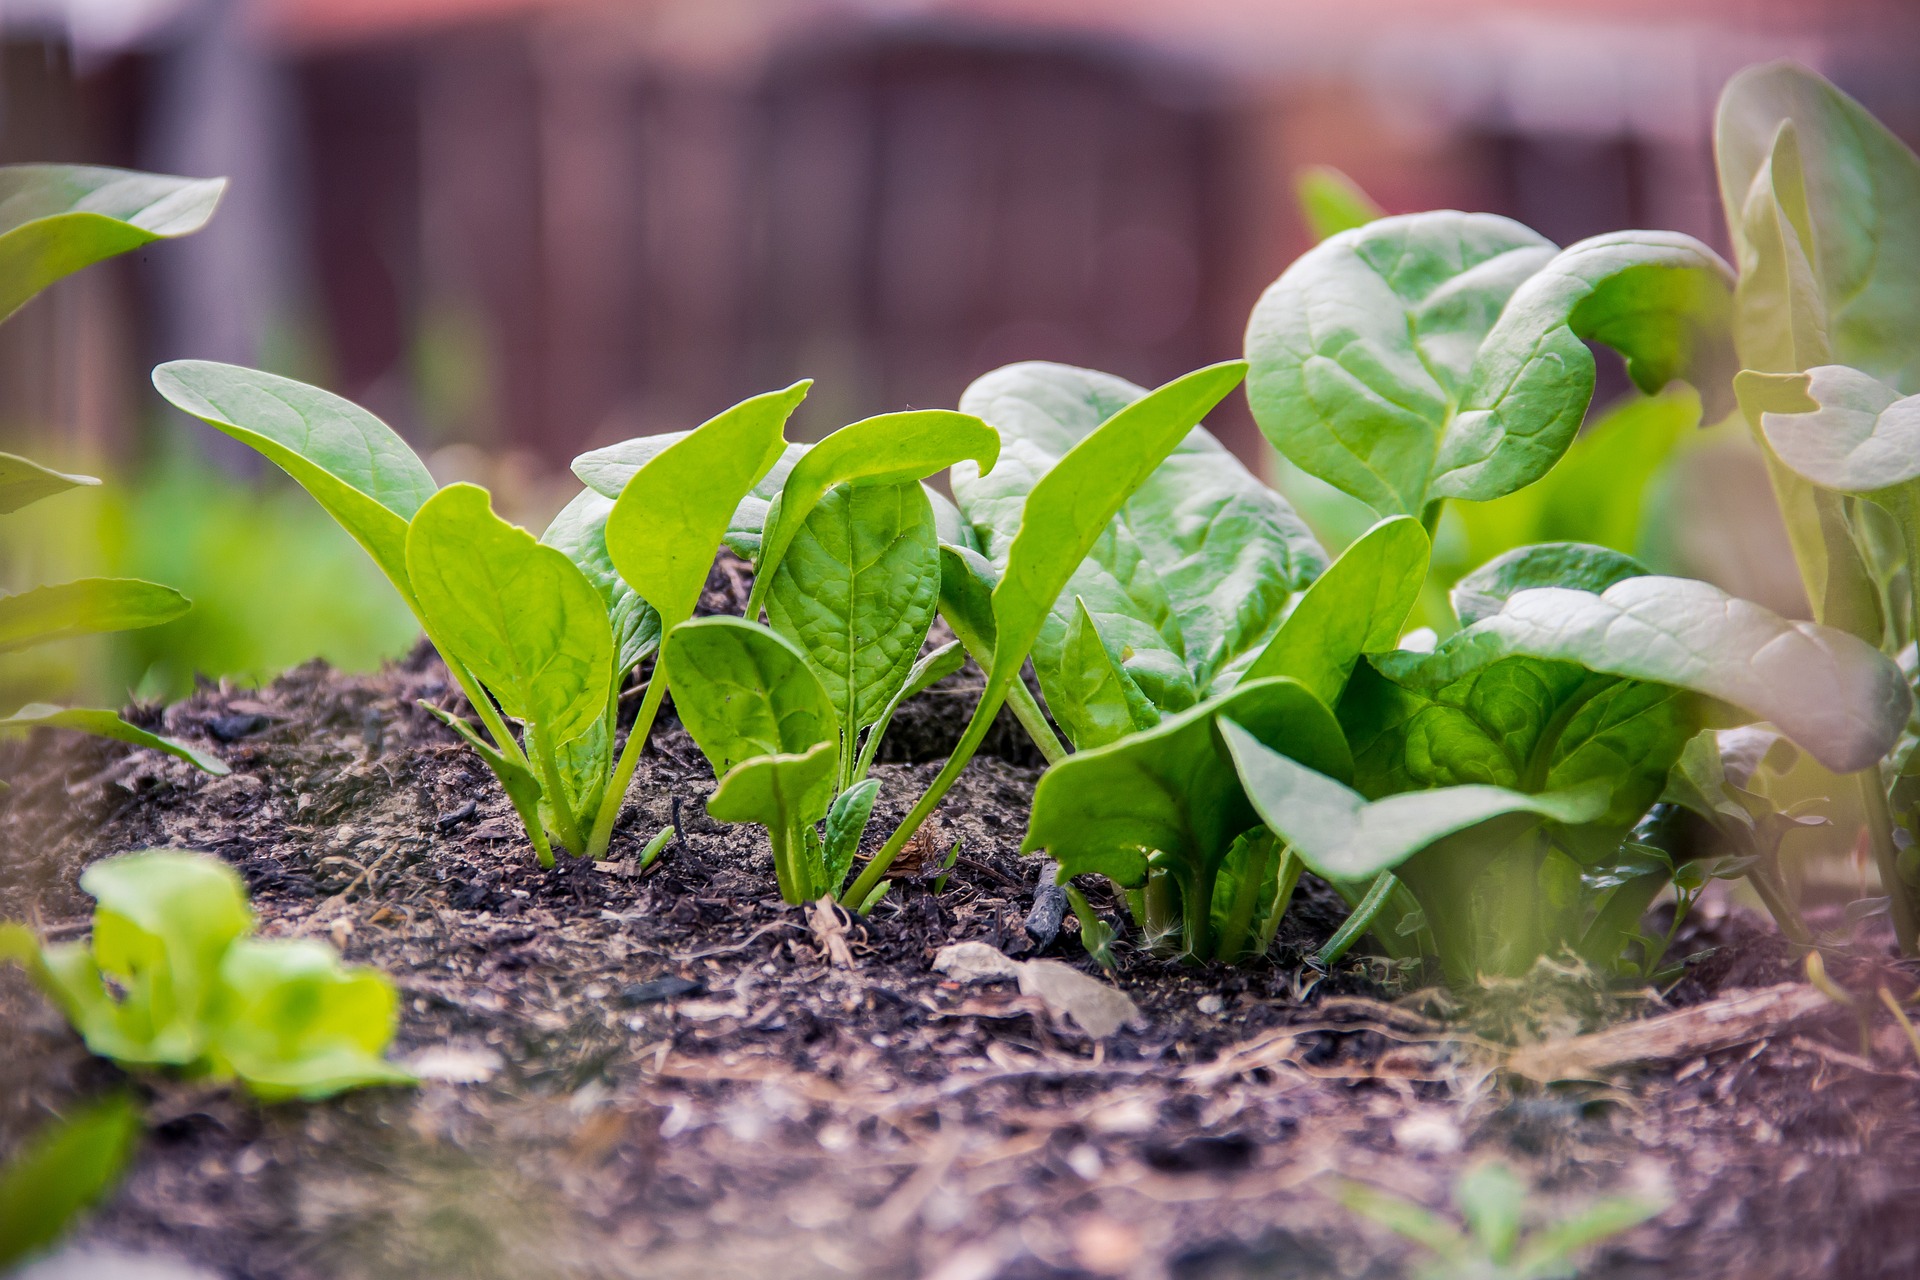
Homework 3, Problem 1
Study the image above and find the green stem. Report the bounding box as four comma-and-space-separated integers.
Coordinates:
527, 720, 582, 856
1857, 773, 1918, 955
585, 674, 670, 861
841, 671, 1009, 907
441, 649, 531, 774
1182, 869, 1215, 963
769, 821, 799, 904
1004, 676, 1068, 765
1315, 873, 1398, 968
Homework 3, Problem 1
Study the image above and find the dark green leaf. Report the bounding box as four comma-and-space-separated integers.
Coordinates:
824, 778, 881, 895
0, 1095, 139, 1269
1451, 542, 1649, 628
1051, 596, 1160, 750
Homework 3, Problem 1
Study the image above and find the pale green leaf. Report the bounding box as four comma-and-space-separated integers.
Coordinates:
575, 434, 806, 561
1295, 164, 1383, 242
0, 451, 97, 515
541, 489, 660, 675
1, 704, 229, 775
1052, 596, 1159, 750
209, 938, 413, 1100
0, 1096, 139, 1270
1758, 364, 1920, 497
662, 615, 838, 778
406, 483, 613, 748
0, 164, 224, 321
0, 578, 189, 654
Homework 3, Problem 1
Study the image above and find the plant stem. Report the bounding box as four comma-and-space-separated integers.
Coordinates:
841, 673, 1005, 906
1315, 873, 1398, 968
1181, 869, 1215, 963
527, 720, 583, 855
1004, 676, 1068, 764
585, 673, 670, 861
1857, 773, 1918, 955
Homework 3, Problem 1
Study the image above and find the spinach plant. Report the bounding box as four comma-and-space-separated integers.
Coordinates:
841, 360, 1251, 907
1713, 61, 1920, 952
1223, 545, 1907, 983
154, 362, 808, 865
0, 1096, 139, 1271
0, 165, 228, 775
1, 850, 413, 1099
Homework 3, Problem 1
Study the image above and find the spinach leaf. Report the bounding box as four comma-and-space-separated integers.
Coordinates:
1022, 677, 1349, 961
1245, 214, 1733, 517
208, 939, 415, 1100
0, 578, 189, 653
1295, 164, 1383, 242
1051, 596, 1160, 750
745, 408, 998, 618
663, 615, 838, 777
823, 778, 882, 897
850, 638, 966, 784
575, 433, 808, 562
0, 451, 96, 514
1450, 543, 1648, 628
152, 362, 437, 600
1238, 515, 1427, 703
954, 361, 1324, 719
844, 360, 1250, 904
765, 481, 940, 755
0, 1096, 138, 1270
541, 489, 660, 676
1716, 62, 1920, 391
1221, 719, 1607, 882
0, 164, 225, 321
707, 742, 840, 904
1, 704, 228, 776
1384, 574, 1908, 775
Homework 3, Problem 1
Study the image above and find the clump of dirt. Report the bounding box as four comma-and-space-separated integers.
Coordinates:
4, 623, 1919, 1278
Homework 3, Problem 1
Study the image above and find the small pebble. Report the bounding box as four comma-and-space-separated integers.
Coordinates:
619, 976, 702, 1007
1197, 994, 1224, 1015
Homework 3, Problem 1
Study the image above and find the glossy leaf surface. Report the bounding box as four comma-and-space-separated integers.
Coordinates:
541, 489, 660, 675
663, 616, 838, 778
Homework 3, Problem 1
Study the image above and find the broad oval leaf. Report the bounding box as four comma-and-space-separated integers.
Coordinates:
1, 703, 229, 775
1051, 596, 1161, 750
0, 577, 189, 654
957, 360, 1320, 711
406, 483, 613, 747
705, 741, 838, 849
748, 408, 999, 615
1245, 212, 1556, 516
1431, 231, 1734, 502
0, 164, 225, 321
606, 383, 809, 629
1221, 719, 1606, 882
541, 488, 660, 676
663, 615, 838, 778
153, 362, 436, 598
575, 433, 807, 561
0, 450, 97, 515
1239, 515, 1427, 703
1716, 62, 1920, 390
1388, 574, 1909, 774
767, 481, 941, 734
1022, 676, 1350, 894
1758, 364, 1920, 497
210, 938, 413, 1100
1451, 542, 1649, 628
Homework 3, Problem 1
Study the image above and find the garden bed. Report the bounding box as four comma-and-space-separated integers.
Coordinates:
5, 629, 1919, 1280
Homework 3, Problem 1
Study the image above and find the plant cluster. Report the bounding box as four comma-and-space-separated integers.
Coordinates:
0, 165, 230, 776
2, 850, 413, 1099
107, 60, 1920, 990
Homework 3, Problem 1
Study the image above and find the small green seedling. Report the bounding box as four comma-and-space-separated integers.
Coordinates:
1, 850, 412, 1099
1331, 1160, 1665, 1280
0, 1096, 140, 1271
0, 165, 228, 775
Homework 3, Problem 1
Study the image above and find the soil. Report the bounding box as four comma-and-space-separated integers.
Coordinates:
5, 574, 1920, 1280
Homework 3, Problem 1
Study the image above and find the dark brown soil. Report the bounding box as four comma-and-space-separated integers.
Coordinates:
5, 611, 1920, 1278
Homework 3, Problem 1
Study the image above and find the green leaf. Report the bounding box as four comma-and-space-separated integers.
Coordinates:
1295, 165, 1383, 242
0, 577, 190, 654
707, 741, 839, 904
407, 484, 613, 749
1453, 1162, 1528, 1263
957, 360, 1321, 710
0, 164, 225, 322
1451, 542, 1648, 628
747, 408, 998, 616
1052, 596, 1160, 750
542, 488, 660, 675
1223, 717, 1605, 887
152, 362, 437, 600
1022, 677, 1349, 959
1239, 515, 1427, 704
1246, 212, 1557, 516
208, 938, 414, 1100
418, 702, 553, 867
13, 851, 253, 1067
0, 451, 97, 515
0, 704, 229, 775
576, 434, 807, 561
1716, 61, 1920, 390
767, 481, 942, 736
1246, 213, 1732, 516
0, 1095, 140, 1270
606, 384, 809, 631
853, 638, 967, 783
1385, 574, 1908, 774
938, 544, 999, 660
823, 777, 881, 896
1430, 231, 1734, 502
662, 615, 838, 778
